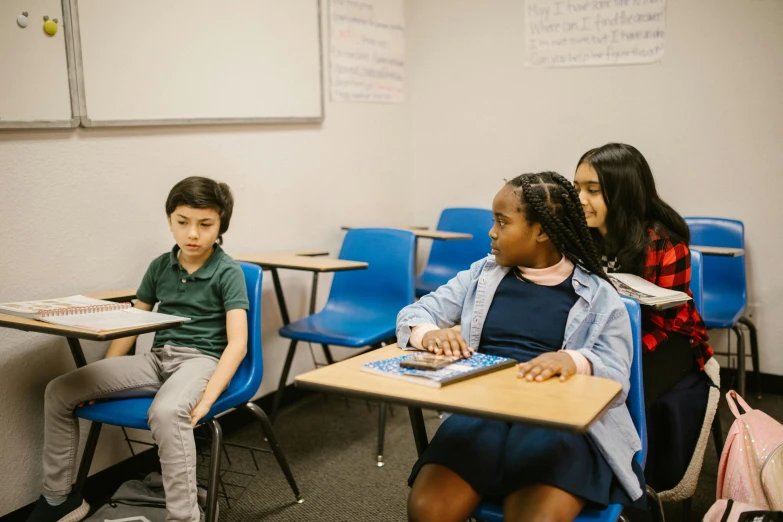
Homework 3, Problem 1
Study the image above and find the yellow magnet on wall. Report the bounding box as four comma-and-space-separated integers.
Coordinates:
43, 16, 58, 36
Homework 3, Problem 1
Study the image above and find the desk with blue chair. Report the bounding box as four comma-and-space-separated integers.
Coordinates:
74, 263, 302, 522
685, 217, 759, 398
274, 228, 417, 465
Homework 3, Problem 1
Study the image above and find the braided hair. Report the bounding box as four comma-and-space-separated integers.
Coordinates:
507, 172, 611, 284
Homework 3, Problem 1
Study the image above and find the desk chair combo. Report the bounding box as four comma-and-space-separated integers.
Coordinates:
471, 298, 664, 522
74, 263, 302, 522
273, 228, 416, 466
416, 208, 493, 297
685, 217, 759, 398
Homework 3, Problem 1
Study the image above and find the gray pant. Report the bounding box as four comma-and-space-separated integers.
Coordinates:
43, 345, 219, 522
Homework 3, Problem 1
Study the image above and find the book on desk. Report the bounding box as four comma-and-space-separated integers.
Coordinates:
361, 352, 517, 388
0, 295, 189, 333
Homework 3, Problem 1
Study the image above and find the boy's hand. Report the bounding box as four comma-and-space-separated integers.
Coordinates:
518, 352, 576, 382
190, 399, 213, 428
421, 329, 474, 358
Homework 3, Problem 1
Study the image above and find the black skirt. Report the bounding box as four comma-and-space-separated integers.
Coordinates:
409, 414, 646, 510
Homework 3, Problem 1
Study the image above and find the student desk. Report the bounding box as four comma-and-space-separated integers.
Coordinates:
341, 225, 472, 241
0, 289, 183, 368
232, 251, 368, 325
691, 246, 745, 257
295, 345, 621, 456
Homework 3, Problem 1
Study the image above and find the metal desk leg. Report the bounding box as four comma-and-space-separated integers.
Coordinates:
408, 407, 429, 457
66, 337, 88, 368
309, 272, 319, 316
269, 267, 291, 326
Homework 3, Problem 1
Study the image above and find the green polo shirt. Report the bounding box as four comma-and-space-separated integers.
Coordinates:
136, 244, 249, 358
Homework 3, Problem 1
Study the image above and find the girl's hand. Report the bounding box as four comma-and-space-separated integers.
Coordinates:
518, 352, 576, 382
421, 329, 474, 358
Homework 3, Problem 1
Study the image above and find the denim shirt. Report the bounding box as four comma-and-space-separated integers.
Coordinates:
396, 256, 644, 501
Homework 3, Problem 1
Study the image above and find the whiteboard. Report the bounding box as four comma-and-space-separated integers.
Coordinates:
71, 0, 324, 127
0, 0, 79, 129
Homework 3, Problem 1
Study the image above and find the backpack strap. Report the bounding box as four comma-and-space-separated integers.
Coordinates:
726, 390, 753, 418
720, 499, 734, 522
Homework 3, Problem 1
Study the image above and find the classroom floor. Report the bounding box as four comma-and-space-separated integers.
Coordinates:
210, 388, 782, 522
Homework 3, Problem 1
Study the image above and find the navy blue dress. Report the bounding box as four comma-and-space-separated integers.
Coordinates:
408, 271, 646, 509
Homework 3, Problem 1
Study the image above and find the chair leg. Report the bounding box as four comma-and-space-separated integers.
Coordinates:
321, 344, 335, 365
682, 497, 692, 522
732, 326, 747, 397
739, 316, 761, 399
75, 421, 102, 492
376, 402, 387, 468
711, 411, 724, 459
271, 339, 299, 424
203, 419, 222, 522
646, 486, 665, 522
245, 402, 303, 503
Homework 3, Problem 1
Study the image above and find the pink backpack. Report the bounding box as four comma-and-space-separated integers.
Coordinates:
717, 391, 783, 510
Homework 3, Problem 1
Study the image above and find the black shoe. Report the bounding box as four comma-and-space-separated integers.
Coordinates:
26, 492, 89, 522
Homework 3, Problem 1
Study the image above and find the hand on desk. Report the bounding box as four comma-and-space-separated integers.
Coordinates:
518, 352, 576, 382
421, 329, 475, 358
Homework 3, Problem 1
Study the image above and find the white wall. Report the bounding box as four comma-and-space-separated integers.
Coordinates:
0, 20, 412, 515
407, 0, 783, 371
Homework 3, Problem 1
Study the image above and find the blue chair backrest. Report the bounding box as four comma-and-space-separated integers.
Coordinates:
684, 217, 747, 314
621, 296, 647, 468
425, 208, 493, 275
211, 262, 264, 413
325, 228, 416, 317
690, 249, 704, 316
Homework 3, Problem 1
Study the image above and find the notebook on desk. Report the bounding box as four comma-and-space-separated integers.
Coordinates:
361, 352, 517, 388
0, 295, 189, 332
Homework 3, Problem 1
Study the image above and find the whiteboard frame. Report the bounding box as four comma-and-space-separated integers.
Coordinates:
0, 0, 80, 129
70, 0, 325, 128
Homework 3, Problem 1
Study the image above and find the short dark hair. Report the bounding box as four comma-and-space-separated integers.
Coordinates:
577, 143, 689, 275
165, 176, 234, 244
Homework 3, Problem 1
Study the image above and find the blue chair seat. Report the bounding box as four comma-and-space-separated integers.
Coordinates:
702, 298, 745, 328
279, 308, 398, 347
77, 397, 153, 430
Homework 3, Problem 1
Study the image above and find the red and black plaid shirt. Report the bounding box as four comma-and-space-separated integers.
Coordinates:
639, 229, 714, 370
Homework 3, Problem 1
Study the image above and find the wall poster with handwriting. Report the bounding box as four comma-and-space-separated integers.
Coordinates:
525, 0, 666, 68
330, 0, 405, 103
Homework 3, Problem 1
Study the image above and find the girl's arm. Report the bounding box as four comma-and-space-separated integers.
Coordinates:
396, 260, 482, 348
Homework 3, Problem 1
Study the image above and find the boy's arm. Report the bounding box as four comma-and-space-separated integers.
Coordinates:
190, 308, 248, 427
105, 300, 154, 358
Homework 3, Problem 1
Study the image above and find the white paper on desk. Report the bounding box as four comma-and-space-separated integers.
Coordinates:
41, 308, 189, 332
0, 295, 108, 319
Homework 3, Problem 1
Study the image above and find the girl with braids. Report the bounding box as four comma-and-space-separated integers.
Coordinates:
397, 172, 645, 522
574, 143, 714, 492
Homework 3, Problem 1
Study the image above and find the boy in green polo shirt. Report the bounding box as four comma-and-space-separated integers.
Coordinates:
28, 177, 249, 522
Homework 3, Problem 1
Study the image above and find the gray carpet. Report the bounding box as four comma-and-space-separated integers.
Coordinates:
208, 390, 783, 522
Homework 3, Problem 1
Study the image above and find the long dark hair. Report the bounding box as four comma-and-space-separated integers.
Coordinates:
507, 171, 611, 284
577, 143, 689, 276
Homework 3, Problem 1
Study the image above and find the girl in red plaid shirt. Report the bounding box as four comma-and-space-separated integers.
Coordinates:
573, 143, 715, 492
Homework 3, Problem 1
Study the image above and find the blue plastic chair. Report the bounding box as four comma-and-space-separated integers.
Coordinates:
74, 262, 302, 521
416, 208, 493, 297
471, 297, 664, 522
274, 228, 416, 464
685, 217, 759, 398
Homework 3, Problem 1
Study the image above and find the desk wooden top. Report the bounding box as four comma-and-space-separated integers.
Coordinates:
233, 253, 368, 272
84, 288, 137, 302
0, 313, 184, 341
341, 226, 472, 241
691, 246, 745, 257
295, 345, 621, 433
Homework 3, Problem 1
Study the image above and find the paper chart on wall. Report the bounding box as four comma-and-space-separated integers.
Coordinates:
525, 0, 666, 68
329, 0, 405, 103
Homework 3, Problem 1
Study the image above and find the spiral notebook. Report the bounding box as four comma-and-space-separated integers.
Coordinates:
361, 352, 517, 388
0, 295, 189, 332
